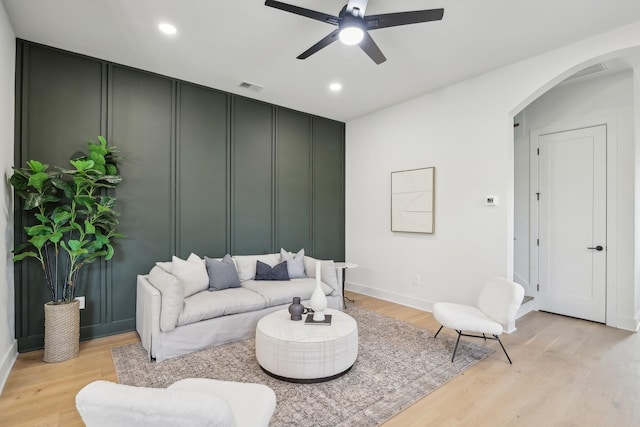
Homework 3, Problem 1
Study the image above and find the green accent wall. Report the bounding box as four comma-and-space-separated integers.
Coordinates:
14, 41, 345, 352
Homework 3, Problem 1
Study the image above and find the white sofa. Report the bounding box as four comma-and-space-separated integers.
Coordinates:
136, 253, 342, 362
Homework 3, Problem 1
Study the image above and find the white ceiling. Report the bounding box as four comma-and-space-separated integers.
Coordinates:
4, 0, 640, 122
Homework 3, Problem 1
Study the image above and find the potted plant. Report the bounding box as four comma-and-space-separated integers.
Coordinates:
11, 136, 123, 362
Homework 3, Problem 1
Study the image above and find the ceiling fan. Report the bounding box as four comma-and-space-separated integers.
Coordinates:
264, 0, 444, 65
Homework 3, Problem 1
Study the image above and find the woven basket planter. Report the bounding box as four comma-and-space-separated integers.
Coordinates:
43, 300, 80, 363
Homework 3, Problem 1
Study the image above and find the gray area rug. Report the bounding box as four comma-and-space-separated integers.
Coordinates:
112, 306, 493, 426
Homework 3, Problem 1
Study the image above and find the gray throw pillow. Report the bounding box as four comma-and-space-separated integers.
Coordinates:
205, 254, 241, 291
280, 248, 306, 279
255, 260, 290, 281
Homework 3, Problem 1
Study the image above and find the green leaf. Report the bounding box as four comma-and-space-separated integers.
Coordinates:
27, 172, 50, 191
29, 235, 49, 249
35, 213, 49, 223
89, 150, 106, 166
52, 209, 72, 225
13, 251, 38, 262
95, 232, 109, 246
68, 240, 84, 251
26, 160, 48, 173
105, 243, 115, 260
25, 224, 52, 236
24, 193, 46, 210
85, 220, 96, 234
10, 172, 28, 190
70, 159, 95, 172
49, 231, 63, 243
75, 195, 95, 209
97, 135, 107, 146
105, 164, 117, 175
71, 247, 89, 257
93, 164, 106, 175
13, 242, 32, 253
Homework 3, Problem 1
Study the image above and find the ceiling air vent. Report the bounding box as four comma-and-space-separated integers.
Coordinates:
239, 81, 264, 92
563, 62, 608, 82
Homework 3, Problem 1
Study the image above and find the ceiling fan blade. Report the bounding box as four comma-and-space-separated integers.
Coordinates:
297, 29, 340, 60
265, 0, 339, 26
365, 8, 444, 30
359, 32, 386, 64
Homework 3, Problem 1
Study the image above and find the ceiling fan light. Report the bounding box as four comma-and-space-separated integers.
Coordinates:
339, 26, 364, 45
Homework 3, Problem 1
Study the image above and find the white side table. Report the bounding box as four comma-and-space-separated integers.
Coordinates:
334, 262, 358, 308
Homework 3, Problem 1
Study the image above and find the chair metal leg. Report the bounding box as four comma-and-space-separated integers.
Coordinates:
435, 328, 514, 364
434, 325, 443, 338
451, 331, 462, 362
494, 335, 512, 364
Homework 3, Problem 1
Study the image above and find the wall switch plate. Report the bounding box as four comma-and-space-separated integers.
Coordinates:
412, 274, 421, 286
76, 296, 85, 310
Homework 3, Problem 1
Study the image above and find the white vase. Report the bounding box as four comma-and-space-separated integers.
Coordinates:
310, 261, 327, 321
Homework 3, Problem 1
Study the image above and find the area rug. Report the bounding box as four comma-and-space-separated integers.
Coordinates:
112, 307, 493, 426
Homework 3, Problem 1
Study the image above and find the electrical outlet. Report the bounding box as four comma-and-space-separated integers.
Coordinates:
412, 275, 420, 286
76, 296, 85, 310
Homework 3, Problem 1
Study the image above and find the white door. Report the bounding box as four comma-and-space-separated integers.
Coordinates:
537, 125, 606, 323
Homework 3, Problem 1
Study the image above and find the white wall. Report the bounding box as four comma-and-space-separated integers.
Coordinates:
513, 111, 528, 288
514, 71, 635, 328
0, 1, 15, 393
345, 18, 640, 330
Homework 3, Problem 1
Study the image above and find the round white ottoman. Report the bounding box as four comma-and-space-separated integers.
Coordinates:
255, 308, 358, 383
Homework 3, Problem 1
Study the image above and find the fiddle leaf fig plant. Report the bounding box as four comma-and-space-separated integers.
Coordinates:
11, 136, 124, 304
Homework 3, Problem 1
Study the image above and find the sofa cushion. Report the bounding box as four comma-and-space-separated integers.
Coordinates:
205, 255, 241, 291
255, 260, 290, 281
241, 278, 333, 307
147, 266, 184, 332
233, 254, 280, 282
280, 248, 306, 279
172, 253, 210, 297
176, 288, 267, 327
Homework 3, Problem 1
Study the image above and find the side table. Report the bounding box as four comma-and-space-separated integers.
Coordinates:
334, 262, 358, 308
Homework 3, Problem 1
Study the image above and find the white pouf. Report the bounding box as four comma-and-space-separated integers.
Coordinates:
255, 308, 358, 382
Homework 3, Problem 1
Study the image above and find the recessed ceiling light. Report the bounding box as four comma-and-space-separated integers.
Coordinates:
158, 23, 177, 35
329, 83, 342, 92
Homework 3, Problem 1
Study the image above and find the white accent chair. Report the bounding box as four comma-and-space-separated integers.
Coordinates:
432, 277, 525, 364
76, 378, 277, 427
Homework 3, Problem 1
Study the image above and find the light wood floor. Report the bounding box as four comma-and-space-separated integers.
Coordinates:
1, 291, 639, 426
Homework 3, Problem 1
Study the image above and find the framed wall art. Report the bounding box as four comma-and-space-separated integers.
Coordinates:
391, 166, 435, 233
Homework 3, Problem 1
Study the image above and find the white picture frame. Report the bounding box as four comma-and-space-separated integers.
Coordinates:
391, 167, 435, 233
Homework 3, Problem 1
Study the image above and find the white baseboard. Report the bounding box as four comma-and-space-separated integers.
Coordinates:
516, 299, 537, 320
0, 339, 17, 394
346, 282, 434, 313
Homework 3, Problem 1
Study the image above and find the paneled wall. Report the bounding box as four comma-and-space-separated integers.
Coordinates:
14, 41, 344, 351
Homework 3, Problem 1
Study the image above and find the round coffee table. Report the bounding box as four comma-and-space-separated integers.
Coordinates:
255, 308, 358, 383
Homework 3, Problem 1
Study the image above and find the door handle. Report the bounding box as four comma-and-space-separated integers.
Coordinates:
587, 245, 604, 251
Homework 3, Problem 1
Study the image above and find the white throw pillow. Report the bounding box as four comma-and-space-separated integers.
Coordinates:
155, 260, 173, 273
147, 266, 184, 332
172, 253, 210, 297
280, 248, 306, 278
